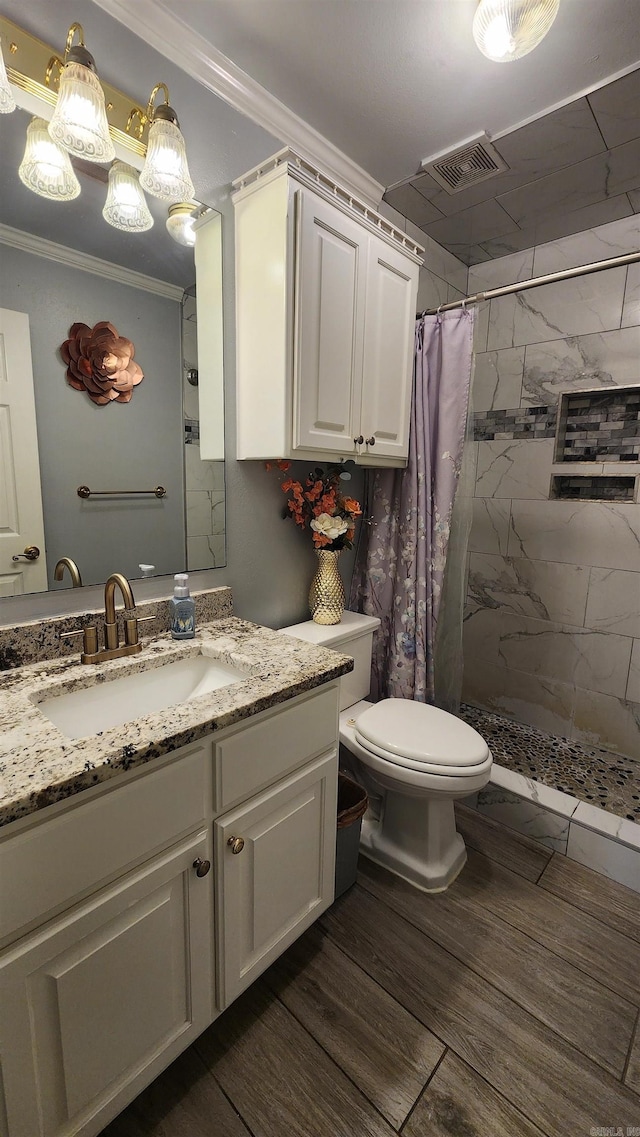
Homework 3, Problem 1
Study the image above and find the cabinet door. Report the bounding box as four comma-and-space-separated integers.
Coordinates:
0, 831, 213, 1137
360, 234, 419, 462
293, 188, 367, 454
216, 752, 337, 1008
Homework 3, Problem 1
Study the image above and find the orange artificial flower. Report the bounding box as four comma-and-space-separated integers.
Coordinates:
276, 459, 291, 471
312, 531, 332, 547
343, 497, 362, 516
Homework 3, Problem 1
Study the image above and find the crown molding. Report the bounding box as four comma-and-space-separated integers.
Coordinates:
90, 0, 385, 208
0, 224, 184, 300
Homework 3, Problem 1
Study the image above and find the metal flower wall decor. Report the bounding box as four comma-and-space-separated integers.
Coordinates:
60, 321, 144, 405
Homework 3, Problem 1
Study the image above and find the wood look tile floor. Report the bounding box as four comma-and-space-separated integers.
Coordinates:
102, 806, 640, 1137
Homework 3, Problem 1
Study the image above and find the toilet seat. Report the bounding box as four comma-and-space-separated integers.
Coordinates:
354, 698, 490, 777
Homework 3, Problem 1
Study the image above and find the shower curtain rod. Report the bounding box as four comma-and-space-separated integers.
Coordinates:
423, 249, 640, 315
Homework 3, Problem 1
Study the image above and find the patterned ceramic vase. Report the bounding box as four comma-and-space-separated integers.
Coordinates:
309, 549, 345, 625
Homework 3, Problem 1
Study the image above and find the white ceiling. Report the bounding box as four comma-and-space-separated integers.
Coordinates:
165, 0, 640, 188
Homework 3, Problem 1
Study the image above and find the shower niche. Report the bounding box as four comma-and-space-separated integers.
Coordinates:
551, 385, 640, 502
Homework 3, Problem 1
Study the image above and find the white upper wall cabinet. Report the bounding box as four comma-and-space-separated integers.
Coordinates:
233, 150, 423, 467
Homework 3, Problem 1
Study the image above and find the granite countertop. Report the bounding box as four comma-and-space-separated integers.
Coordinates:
0, 617, 353, 829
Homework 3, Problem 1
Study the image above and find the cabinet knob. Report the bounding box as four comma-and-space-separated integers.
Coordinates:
227, 835, 245, 855
193, 857, 211, 877
365, 436, 376, 447
353, 435, 364, 446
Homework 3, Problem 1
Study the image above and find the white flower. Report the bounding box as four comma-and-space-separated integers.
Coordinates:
310, 512, 349, 540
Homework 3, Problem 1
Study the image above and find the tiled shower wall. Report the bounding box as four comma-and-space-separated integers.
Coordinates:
462, 214, 640, 759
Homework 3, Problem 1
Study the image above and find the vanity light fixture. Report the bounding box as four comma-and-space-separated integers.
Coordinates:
473, 0, 560, 62
0, 36, 16, 112
136, 83, 195, 203
166, 201, 197, 247
102, 161, 153, 232
19, 115, 81, 201
47, 23, 115, 163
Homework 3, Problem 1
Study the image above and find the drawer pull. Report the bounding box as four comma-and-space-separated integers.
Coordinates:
227, 836, 245, 855
365, 436, 376, 446
193, 857, 211, 877
353, 435, 364, 445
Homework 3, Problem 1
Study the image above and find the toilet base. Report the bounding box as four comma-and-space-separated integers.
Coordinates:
359, 791, 467, 893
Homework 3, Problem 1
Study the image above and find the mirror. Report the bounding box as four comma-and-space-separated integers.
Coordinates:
0, 101, 225, 597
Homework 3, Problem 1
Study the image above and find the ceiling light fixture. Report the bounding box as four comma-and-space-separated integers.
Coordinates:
47, 22, 115, 162
102, 161, 153, 232
19, 115, 81, 201
137, 83, 195, 203
166, 201, 197, 247
473, 0, 560, 62
0, 36, 16, 112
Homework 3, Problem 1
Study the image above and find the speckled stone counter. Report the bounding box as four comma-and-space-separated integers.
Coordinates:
0, 618, 352, 829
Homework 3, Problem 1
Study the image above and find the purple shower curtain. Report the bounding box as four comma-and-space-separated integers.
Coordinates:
351, 309, 475, 703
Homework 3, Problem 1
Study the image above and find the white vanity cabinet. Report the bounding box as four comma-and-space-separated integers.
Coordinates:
0, 682, 340, 1137
233, 149, 422, 467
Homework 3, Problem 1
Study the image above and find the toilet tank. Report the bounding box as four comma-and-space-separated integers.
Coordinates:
280, 611, 381, 711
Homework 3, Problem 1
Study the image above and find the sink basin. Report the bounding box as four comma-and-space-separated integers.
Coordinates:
36, 655, 246, 739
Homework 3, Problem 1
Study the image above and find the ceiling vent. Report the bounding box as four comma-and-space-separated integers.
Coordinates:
421, 134, 508, 194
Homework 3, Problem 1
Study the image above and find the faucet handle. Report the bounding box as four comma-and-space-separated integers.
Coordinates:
60, 625, 98, 656
124, 614, 155, 647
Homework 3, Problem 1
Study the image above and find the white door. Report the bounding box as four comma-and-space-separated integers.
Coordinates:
359, 236, 418, 462
0, 831, 213, 1137
0, 309, 47, 594
215, 752, 337, 1008
293, 188, 367, 455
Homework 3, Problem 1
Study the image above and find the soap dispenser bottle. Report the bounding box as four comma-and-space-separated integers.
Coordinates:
171, 573, 196, 639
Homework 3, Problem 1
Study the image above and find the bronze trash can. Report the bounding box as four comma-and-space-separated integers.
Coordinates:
335, 773, 369, 898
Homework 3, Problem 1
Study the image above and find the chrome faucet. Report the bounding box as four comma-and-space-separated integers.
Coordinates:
59, 572, 154, 664
54, 557, 83, 588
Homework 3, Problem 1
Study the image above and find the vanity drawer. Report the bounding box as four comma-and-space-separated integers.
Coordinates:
0, 744, 211, 941
213, 683, 339, 811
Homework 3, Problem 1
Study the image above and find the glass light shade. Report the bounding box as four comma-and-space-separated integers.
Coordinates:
166, 202, 197, 247
19, 117, 80, 201
473, 0, 560, 62
48, 60, 115, 162
140, 117, 195, 202
102, 161, 153, 232
0, 38, 16, 113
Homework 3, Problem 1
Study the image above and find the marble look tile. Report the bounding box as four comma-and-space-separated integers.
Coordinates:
571, 801, 640, 850
409, 228, 468, 293
532, 214, 640, 276
416, 268, 449, 313
629, 188, 640, 213
424, 200, 517, 251
475, 439, 554, 500
585, 568, 640, 637
488, 764, 581, 819
521, 326, 640, 406
497, 137, 640, 228
462, 658, 574, 736
572, 687, 640, 758
472, 348, 525, 411
627, 639, 640, 703
186, 491, 215, 537
567, 821, 640, 894
383, 183, 443, 227
464, 608, 633, 698
467, 553, 589, 625
508, 500, 640, 571
510, 269, 627, 348
185, 444, 223, 493
475, 787, 572, 853
480, 196, 633, 260
622, 262, 640, 329
588, 67, 640, 150
468, 249, 534, 293
469, 498, 511, 555
187, 534, 224, 570
473, 301, 490, 354
487, 293, 519, 350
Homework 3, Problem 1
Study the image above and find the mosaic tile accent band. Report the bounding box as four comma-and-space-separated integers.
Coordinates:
556, 387, 640, 463
473, 406, 557, 441
459, 703, 640, 823
551, 475, 637, 501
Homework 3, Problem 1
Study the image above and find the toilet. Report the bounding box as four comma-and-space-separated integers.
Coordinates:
282, 611, 492, 893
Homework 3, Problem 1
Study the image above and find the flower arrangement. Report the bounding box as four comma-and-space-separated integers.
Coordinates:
266, 460, 362, 550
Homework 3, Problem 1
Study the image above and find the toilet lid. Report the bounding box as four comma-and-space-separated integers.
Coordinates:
354, 699, 490, 768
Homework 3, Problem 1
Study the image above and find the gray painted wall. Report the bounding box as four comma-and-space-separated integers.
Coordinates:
0, 244, 185, 587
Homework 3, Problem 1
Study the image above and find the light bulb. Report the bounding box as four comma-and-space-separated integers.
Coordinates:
0, 37, 17, 113
473, 0, 560, 62
166, 202, 197, 247
19, 116, 80, 201
140, 106, 194, 202
48, 44, 115, 162
103, 161, 153, 232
